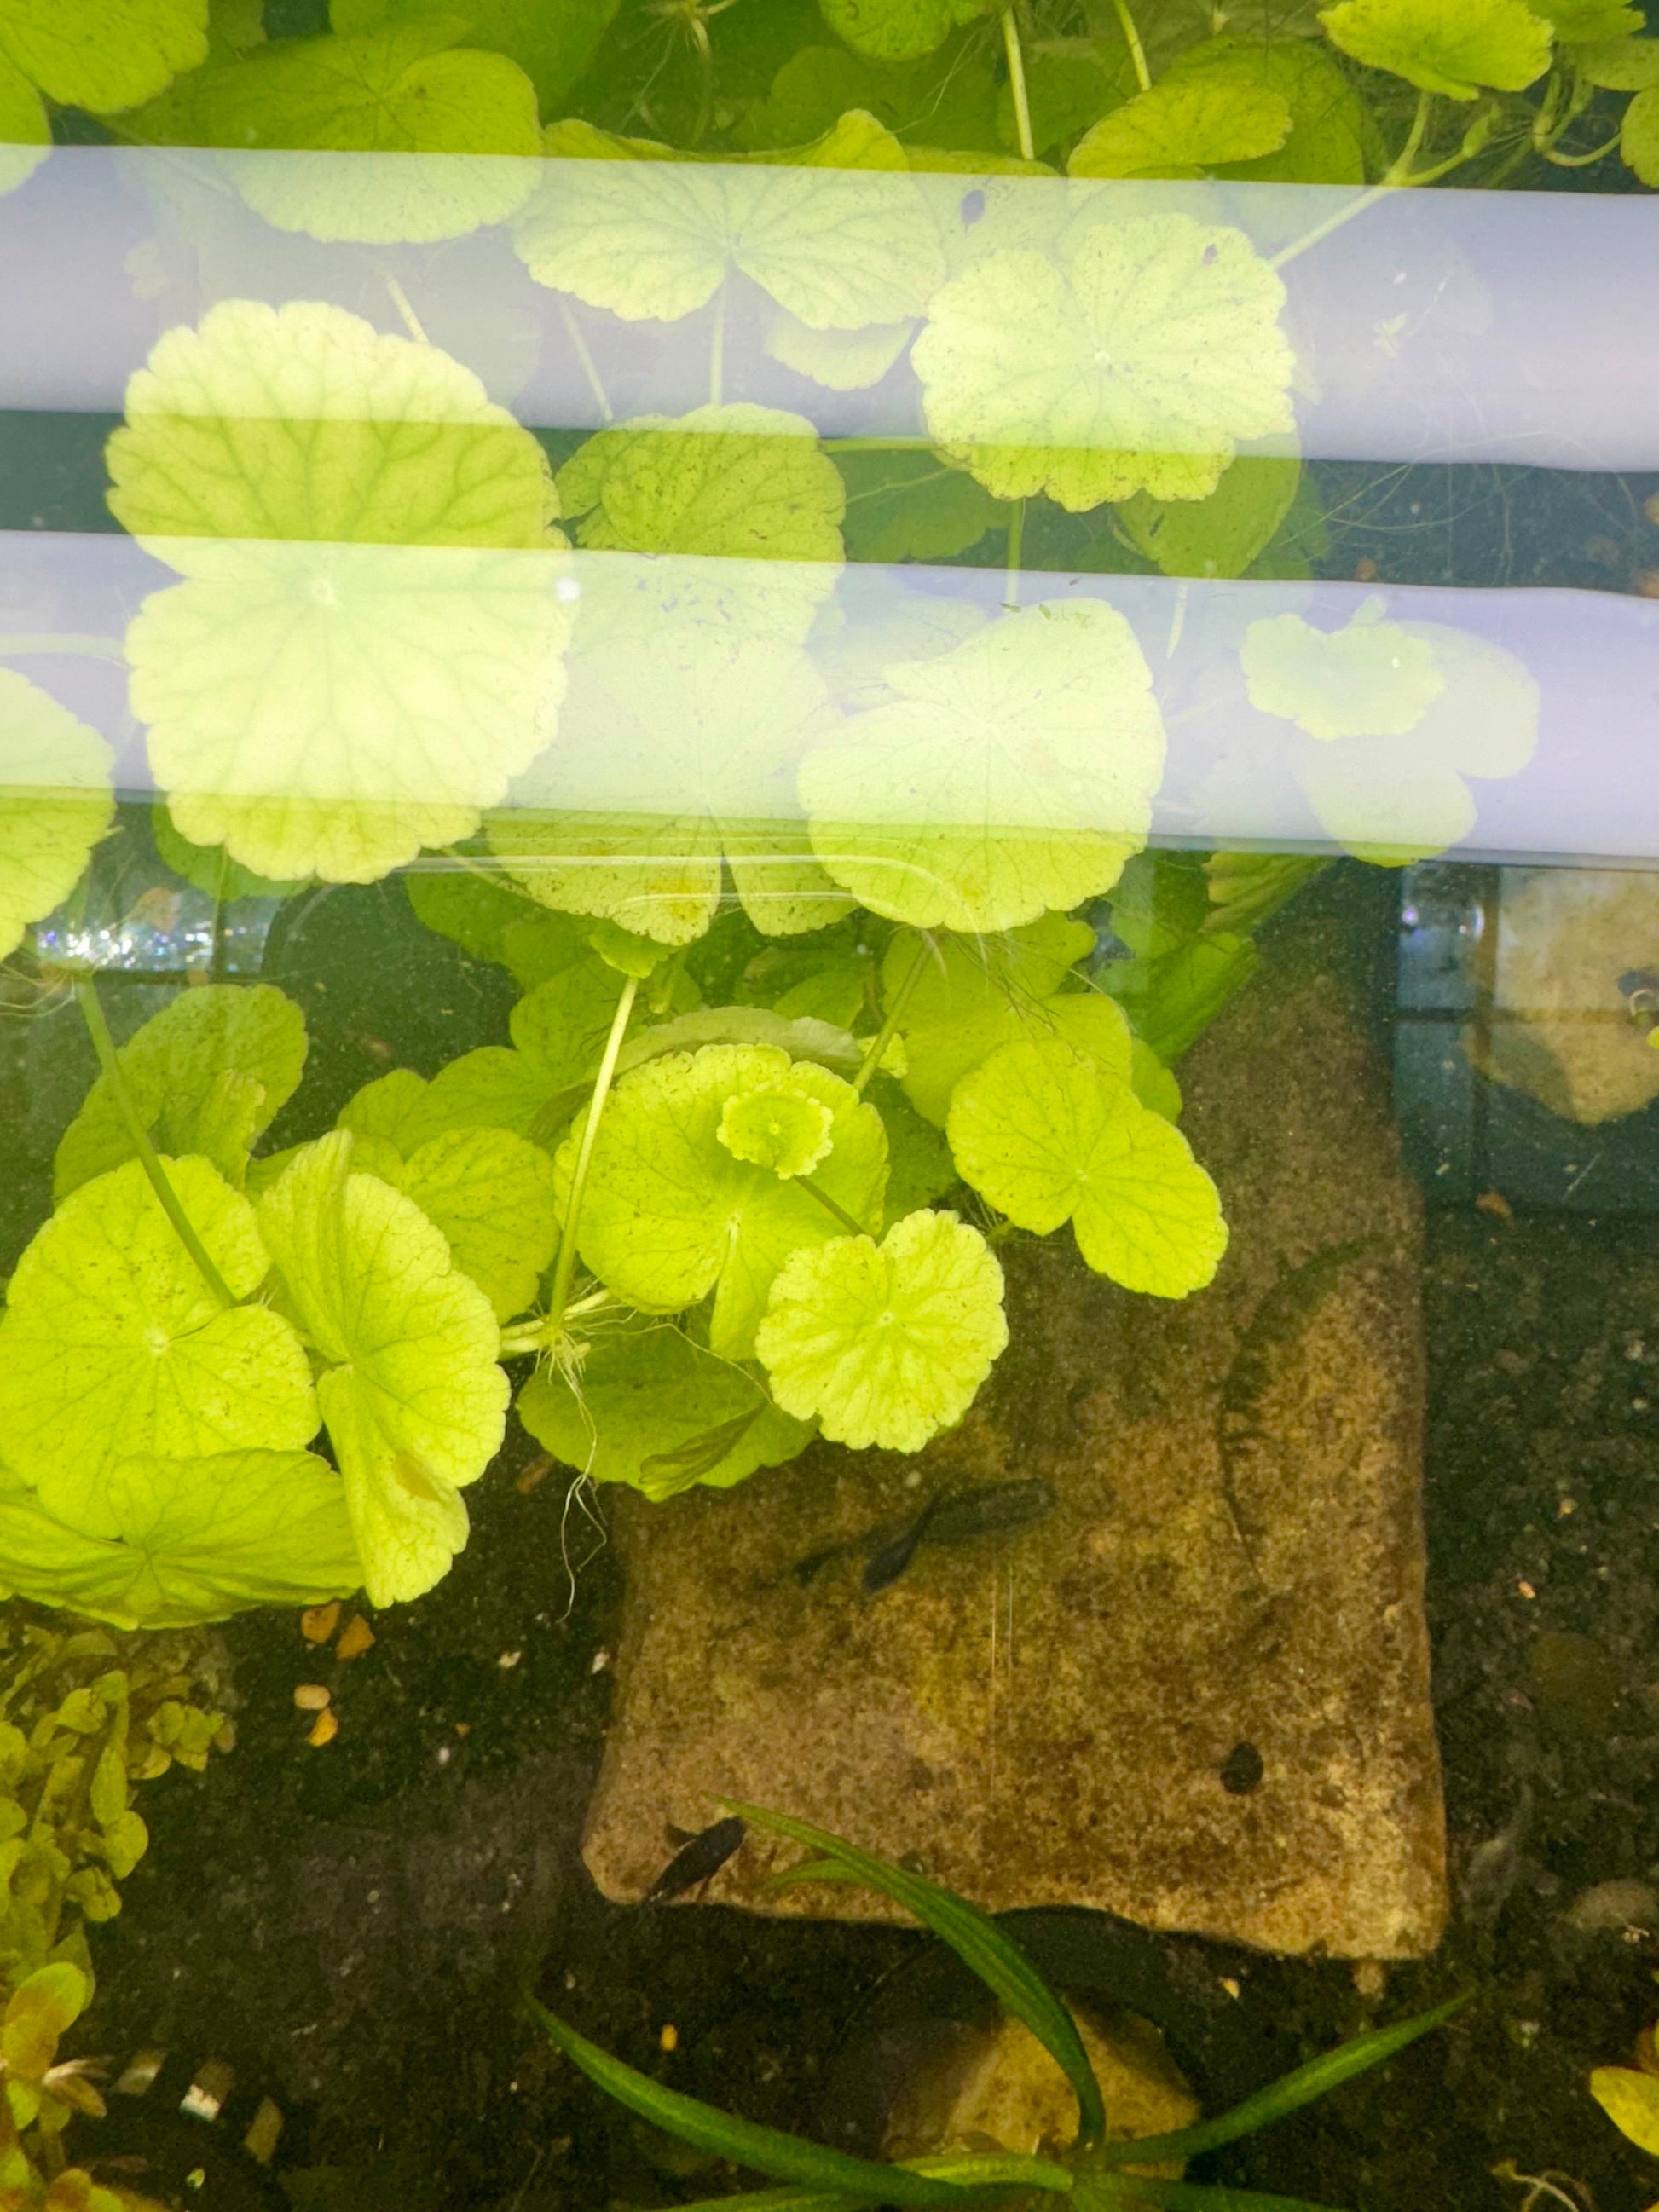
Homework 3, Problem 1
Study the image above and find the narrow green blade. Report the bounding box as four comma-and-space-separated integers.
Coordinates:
530, 2001, 997, 2206
1090, 1996, 1467, 2172
1084, 2179, 1347, 2211
725, 1803, 1107, 2151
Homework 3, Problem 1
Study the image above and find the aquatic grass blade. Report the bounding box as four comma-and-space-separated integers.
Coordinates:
529, 2000, 1051, 2205
1089, 1996, 1468, 2172
725, 1802, 1107, 2151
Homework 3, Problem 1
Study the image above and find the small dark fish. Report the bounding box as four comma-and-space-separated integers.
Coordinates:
862, 1479, 1056, 1595
646, 1815, 745, 1903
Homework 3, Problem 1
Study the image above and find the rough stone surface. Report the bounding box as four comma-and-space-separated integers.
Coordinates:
583, 938, 1448, 1957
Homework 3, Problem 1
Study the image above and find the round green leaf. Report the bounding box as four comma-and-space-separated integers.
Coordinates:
517, 1321, 813, 1499
888, 913, 1097, 1123
0, 672, 114, 964
1590, 2065, 1659, 2157
514, 112, 945, 330
108, 299, 558, 548
819, 0, 987, 61
1318, 0, 1553, 96
1240, 599, 1444, 741
110, 302, 568, 886
55, 982, 308, 1198
1530, 0, 1643, 38
0, 1963, 87, 2082
755, 1208, 1007, 1451
153, 801, 310, 902
1070, 78, 1293, 178
0, 1157, 320, 1526
558, 404, 846, 579
182, 24, 541, 244
912, 214, 1295, 510
948, 1035, 1228, 1297
494, 627, 849, 947
1577, 33, 1659, 85
0, 0, 205, 113
332, 0, 616, 111
1622, 82, 1659, 182
563, 1042, 888, 1358
1118, 458, 1303, 581
0, 1450, 362, 1629
801, 599, 1165, 933
257, 1132, 508, 1605
719, 1081, 836, 1177
375, 1124, 558, 1321
0, 49, 48, 196
1159, 35, 1373, 184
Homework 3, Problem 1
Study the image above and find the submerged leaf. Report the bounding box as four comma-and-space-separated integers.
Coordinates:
1117, 459, 1302, 580
719, 1082, 837, 1178
55, 982, 308, 1198
1159, 34, 1372, 184
0, 673, 114, 965
1318, 0, 1553, 95
563, 1043, 887, 1357
1, 1963, 88, 2083
0, 0, 206, 114
515, 111, 945, 329
949, 1035, 1227, 1296
755, 1209, 1007, 1451
1069, 77, 1292, 178
0, 1451, 361, 1629
257, 1133, 507, 1604
517, 1322, 813, 1498
331, 0, 617, 111
1241, 600, 1444, 741
890, 913, 1099, 1124
1590, 2065, 1659, 2156
376, 1124, 559, 1321
912, 214, 1295, 509
801, 600, 1165, 933
819, 0, 988, 61
167, 23, 541, 244
1623, 83, 1659, 182
0, 1158, 319, 1527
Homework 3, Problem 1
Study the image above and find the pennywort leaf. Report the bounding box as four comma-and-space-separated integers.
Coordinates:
1069, 77, 1293, 178
801, 601, 1166, 934
1318, 0, 1553, 96
1590, 2064, 1659, 2156
517, 1320, 813, 1499
819, 0, 990, 62
0, 1158, 319, 1528
912, 214, 1295, 510
888, 913, 1098, 1125
948, 1035, 1228, 1297
559, 1042, 887, 1358
55, 983, 308, 1198
0, 673, 114, 965
1240, 599, 1444, 741
754, 1209, 1007, 1452
0, 0, 206, 116
257, 1132, 508, 1605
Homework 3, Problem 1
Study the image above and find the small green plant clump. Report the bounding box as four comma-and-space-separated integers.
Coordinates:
532, 1803, 1465, 2210
0, 1616, 230, 2212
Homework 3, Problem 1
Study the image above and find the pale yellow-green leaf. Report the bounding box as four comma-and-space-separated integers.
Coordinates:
0, 48, 48, 194
0, 672, 114, 962
718, 1081, 836, 1177
763, 307, 916, 390
1576, 32, 1659, 84
886, 912, 1098, 1123
1319, 0, 1553, 96
948, 1033, 1228, 1296
801, 599, 1165, 933
514, 110, 945, 329
495, 625, 848, 946
1623, 83, 1659, 181
755, 1208, 1006, 1451
374, 1123, 558, 1320
562, 1042, 887, 1357
1240, 599, 1444, 740
0, 1157, 319, 1528
912, 215, 1295, 510
257, 1132, 507, 1604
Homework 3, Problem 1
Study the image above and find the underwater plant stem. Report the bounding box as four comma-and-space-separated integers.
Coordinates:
1544, 131, 1624, 165
384, 274, 428, 345
821, 435, 932, 453
1005, 496, 1026, 604
74, 979, 238, 1312
709, 282, 726, 407
1269, 101, 1488, 274
558, 297, 614, 424
0, 633, 125, 662
796, 1176, 868, 1237
1384, 90, 1434, 184
853, 935, 928, 1098
1002, 8, 1036, 160
547, 974, 640, 1328
1111, 0, 1152, 94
